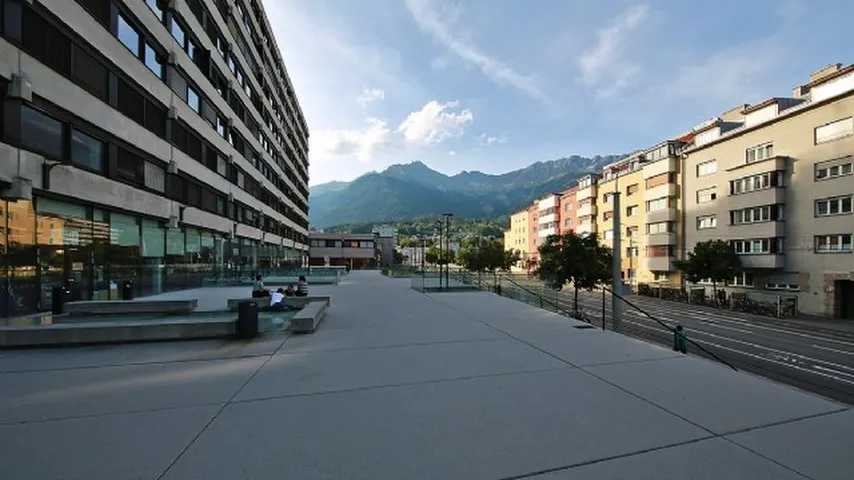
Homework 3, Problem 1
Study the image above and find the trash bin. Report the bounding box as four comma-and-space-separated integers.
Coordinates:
121, 280, 134, 300
51, 285, 72, 314
237, 301, 259, 339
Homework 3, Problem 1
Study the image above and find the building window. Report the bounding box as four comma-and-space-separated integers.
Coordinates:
144, 161, 165, 192
647, 222, 672, 234
696, 160, 717, 176
647, 245, 673, 257
815, 195, 853, 217
729, 272, 755, 287
604, 230, 613, 240
170, 18, 186, 46
815, 117, 853, 144
815, 234, 852, 253
732, 238, 780, 255
696, 187, 717, 203
815, 157, 853, 181
626, 205, 638, 217
144, 43, 163, 79
70, 129, 105, 172
21, 106, 64, 160
603, 211, 613, 221
145, 0, 165, 21
187, 85, 200, 113
746, 142, 773, 164
117, 14, 140, 55
216, 116, 227, 137
646, 197, 669, 212
731, 171, 782, 194
731, 205, 782, 225
697, 215, 717, 229
626, 184, 639, 196
645, 172, 674, 189
766, 283, 800, 291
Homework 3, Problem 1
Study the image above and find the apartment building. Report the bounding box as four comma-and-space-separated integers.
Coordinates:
0, 0, 310, 317
575, 174, 599, 236
682, 64, 854, 318
527, 203, 540, 266
309, 233, 378, 270
502, 208, 530, 271
598, 153, 647, 285
559, 185, 578, 234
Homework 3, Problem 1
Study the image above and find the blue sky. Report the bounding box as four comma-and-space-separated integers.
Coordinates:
264, 0, 854, 185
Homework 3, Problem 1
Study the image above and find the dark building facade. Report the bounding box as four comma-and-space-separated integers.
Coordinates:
0, 0, 310, 317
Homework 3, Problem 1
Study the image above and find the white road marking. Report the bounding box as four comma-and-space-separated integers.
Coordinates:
812, 344, 854, 356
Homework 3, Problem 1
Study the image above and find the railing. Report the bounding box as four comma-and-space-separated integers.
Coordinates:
445, 270, 737, 371
637, 282, 799, 318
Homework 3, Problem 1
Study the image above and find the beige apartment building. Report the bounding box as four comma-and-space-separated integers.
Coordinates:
503, 209, 531, 271
575, 174, 599, 236
682, 64, 854, 318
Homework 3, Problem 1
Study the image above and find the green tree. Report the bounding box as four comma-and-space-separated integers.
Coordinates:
425, 246, 453, 265
457, 238, 520, 273
536, 232, 612, 315
675, 239, 741, 305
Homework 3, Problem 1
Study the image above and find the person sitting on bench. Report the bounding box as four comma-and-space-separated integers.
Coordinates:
296, 276, 308, 297
251, 274, 269, 298
285, 284, 296, 297
269, 288, 286, 311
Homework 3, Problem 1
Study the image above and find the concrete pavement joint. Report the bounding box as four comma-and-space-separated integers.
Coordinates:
275, 336, 506, 355
154, 333, 292, 480
231, 365, 573, 405
0, 401, 226, 427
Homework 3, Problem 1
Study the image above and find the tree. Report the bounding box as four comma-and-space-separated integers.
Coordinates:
536, 232, 612, 314
675, 239, 741, 305
425, 246, 453, 265
457, 237, 520, 273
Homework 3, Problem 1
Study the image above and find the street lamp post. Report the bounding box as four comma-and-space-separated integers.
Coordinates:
442, 213, 453, 289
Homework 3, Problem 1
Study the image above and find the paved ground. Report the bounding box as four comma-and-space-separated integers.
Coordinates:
498, 276, 854, 404
2, 271, 853, 479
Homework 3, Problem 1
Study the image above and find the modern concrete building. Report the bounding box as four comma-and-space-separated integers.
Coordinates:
0, 0, 310, 317
308, 233, 378, 269
682, 64, 854, 318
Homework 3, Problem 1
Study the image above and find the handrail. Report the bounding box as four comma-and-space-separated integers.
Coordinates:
602, 286, 737, 371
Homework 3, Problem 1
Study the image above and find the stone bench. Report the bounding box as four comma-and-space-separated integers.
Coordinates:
227, 297, 272, 311
64, 300, 198, 316
289, 300, 329, 334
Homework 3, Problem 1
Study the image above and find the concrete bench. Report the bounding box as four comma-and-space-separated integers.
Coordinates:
0, 317, 234, 347
227, 297, 272, 311
289, 300, 329, 333
64, 300, 198, 316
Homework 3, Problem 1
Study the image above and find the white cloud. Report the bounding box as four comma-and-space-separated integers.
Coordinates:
478, 133, 508, 146
405, 0, 546, 102
356, 88, 385, 107
312, 118, 391, 163
397, 100, 474, 145
579, 4, 649, 96
448, 150, 457, 156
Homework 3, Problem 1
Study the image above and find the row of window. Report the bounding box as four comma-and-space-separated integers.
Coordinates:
815, 157, 853, 180
731, 171, 783, 195
731, 204, 784, 225
815, 195, 853, 217
310, 239, 375, 249
731, 238, 783, 255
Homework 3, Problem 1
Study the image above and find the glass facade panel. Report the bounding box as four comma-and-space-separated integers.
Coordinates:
21, 106, 63, 160
70, 129, 105, 172
117, 14, 140, 55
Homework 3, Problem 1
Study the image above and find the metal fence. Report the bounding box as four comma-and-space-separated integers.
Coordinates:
636, 282, 798, 318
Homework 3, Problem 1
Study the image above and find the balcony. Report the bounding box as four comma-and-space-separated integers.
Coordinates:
730, 221, 785, 238
646, 232, 677, 246
577, 203, 596, 217
646, 208, 678, 223
727, 187, 785, 211
645, 256, 675, 271
739, 254, 785, 269
538, 226, 557, 237
644, 183, 678, 200
643, 157, 678, 179
577, 222, 597, 235
576, 186, 595, 202
538, 213, 557, 224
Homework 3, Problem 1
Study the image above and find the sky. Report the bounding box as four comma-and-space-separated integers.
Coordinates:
263, 0, 854, 186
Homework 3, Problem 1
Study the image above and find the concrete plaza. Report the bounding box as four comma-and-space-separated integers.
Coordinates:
1, 271, 852, 479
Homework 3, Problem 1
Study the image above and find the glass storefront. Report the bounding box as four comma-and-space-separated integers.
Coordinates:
0, 197, 304, 318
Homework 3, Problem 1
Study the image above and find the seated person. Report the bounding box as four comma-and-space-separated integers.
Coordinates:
251, 274, 269, 298
269, 288, 286, 310
296, 276, 308, 297
284, 284, 296, 297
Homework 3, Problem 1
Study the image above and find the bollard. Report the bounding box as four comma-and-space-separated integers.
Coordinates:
121, 280, 134, 300
51, 286, 71, 314
237, 300, 259, 339
673, 325, 687, 354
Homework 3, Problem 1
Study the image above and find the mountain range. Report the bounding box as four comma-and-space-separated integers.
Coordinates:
308, 155, 623, 228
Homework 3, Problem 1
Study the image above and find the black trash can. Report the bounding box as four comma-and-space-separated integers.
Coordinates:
237, 301, 259, 339
51, 285, 71, 315
121, 280, 134, 300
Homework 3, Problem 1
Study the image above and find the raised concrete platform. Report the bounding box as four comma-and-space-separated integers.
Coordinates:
65, 299, 198, 316
288, 300, 329, 333
2, 271, 852, 479
0, 317, 234, 348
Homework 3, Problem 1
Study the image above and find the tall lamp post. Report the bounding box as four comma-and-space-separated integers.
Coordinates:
442, 213, 453, 289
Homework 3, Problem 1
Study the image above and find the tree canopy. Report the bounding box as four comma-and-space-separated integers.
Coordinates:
536, 232, 612, 291
457, 237, 520, 272
675, 240, 741, 284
